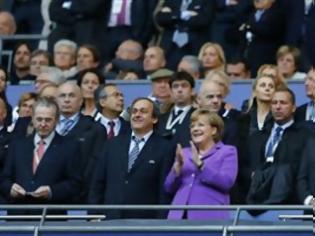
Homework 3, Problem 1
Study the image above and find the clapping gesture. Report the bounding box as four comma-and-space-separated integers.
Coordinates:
174, 144, 184, 176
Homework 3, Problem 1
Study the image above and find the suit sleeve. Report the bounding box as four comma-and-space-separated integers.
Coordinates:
88, 145, 108, 204
49, 141, 82, 202
198, 146, 238, 193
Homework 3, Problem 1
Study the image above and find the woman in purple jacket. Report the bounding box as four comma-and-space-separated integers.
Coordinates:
165, 109, 238, 220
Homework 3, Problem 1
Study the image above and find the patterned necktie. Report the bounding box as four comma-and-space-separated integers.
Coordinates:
60, 119, 74, 136
128, 137, 143, 171
107, 121, 115, 139
266, 126, 283, 158
33, 139, 45, 174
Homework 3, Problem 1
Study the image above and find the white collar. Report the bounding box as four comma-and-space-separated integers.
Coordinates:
34, 131, 55, 147
131, 130, 153, 143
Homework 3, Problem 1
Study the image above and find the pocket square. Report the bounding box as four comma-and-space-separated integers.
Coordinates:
148, 160, 156, 164
194, 5, 201, 9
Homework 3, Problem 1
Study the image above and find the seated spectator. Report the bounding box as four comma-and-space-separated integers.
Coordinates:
30, 49, 51, 77
0, 11, 16, 35
226, 57, 251, 80
257, 64, 286, 90
0, 65, 12, 126
76, 44, 101, 72
276, 45, 306, 80
38, 84, 59, 99
105, 39, 144, 80
165, 109, 238, 220
198, 42, 226, 77
143, 46, 166, 79
53, 39, 77, 78
34, 66, 66, 93
0, 98, 81, 215
77, 68, 105, 118
10, 42, 35, 85
177, 55, 202, 80
148, 68, 173, 114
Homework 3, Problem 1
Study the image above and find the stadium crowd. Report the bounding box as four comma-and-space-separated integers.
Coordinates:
0, 0, 314, 220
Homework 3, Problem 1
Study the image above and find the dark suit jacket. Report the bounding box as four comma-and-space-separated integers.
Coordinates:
89, 132, 175, 219
156, 107, 194, 148
297, 136, 315, 204
295, 103, 307, 122
0, 133, 81, 206
245, 122, 307, 205
64, 115, 106, 203
48, 0, 107, 53
243, 2, 286, 76
95, 116, 131, 139
306, 5, 315, 67
0, 128, 10, 204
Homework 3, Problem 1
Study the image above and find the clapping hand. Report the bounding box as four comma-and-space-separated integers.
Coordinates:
190, 141, 203, 169
174, 144, 184, 176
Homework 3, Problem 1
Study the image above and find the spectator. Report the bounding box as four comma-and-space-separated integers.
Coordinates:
0, 11, 16, 35
76, 68, 105, 118
30, 49, 51, 77
295, 68, 315, 128
198, 42, 226, 77
177, 55, 202, 80
10, 42, 35, 85
143, 46, 166, 79
246, 88, 308, 213
148, 68, 173, 114
155, 0, 215, 70
156, 71, 195, 147
165, 109, 238, 219
276, 45, 306, 80
226, 56, 251, 80
76, 44, 101, 72
34, 66, 66, 93
53, 39, 77, 78
89, 97, 175, 219
94, 84, 130, 139
257, 64, 286, 90
240, 0, 286, 77
38, 84, 59, 99
0, 66, 12, 126
0, 98, 81, 215
198, 71, 240, 146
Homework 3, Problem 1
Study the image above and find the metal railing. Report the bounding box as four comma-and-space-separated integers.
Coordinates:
0, 204, 313, 236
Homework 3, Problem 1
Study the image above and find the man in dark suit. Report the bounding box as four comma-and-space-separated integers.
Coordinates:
198, 73, 240, 146
297, 137, 315, 208
246, 88, 308, 209
156, 71, 195, 147
89, 97, 175, 219
48, 0, 107, 54
56, 82, 106, 203
94, 84, 130, 139
155, 0, 215, 70
295, 68, 315, 133
0, 98, 81, 214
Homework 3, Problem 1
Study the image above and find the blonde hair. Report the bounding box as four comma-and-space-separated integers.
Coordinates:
257, 64, 286, 89
205, 70, 230, 96
190, 109, 224, 142
198, 42, 226, 72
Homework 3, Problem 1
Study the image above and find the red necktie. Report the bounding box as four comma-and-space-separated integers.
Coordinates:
33, 140, 45, 174
117, 0, 127, 25
107, 121, 115, 139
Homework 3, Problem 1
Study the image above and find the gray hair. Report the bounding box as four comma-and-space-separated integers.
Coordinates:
94, 84, 117, 110
40, 66, 66, 85
33, 97, 60, 119
54, 39, 77, 56
180, 55, 202, 74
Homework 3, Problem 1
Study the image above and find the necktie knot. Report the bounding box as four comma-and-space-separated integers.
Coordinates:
132, 136, 143, 145
275, 126, 283, 136
176, 109, 183, 116
108, 121, 115, 128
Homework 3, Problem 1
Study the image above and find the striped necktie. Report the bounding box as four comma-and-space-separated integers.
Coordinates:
128, 137, 143, 171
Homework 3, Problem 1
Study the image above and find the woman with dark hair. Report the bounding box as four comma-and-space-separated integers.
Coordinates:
10, 41, 35, 85
0, 66, 12, 126
76, 44, 101, 72
77, 68, 105, 118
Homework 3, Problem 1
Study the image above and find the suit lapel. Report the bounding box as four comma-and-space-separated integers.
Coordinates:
120, 135, 132, 173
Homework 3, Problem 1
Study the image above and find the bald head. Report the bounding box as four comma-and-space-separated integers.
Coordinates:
116, 39, 143, 60
0, 11, 16, 35
56, 82, 83, 117
143, 46, 166, 73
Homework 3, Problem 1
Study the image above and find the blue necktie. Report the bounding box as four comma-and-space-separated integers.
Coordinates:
309, 101, 315, 121
266, 127, 283, 158
128, 137, 143, 171
60, 119, 74, 136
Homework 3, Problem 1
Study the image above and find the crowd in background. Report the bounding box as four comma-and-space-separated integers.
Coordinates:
0, 0, 314, 220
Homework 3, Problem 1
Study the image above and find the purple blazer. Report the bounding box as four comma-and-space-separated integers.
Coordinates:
164, 142, 238, 220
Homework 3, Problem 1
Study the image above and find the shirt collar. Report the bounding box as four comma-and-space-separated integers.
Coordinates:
131, 130, 153, 143
34, 131, 55, 147
273, 119, 294, 132
174, 105, 191, 114
60, 113, 80, 122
